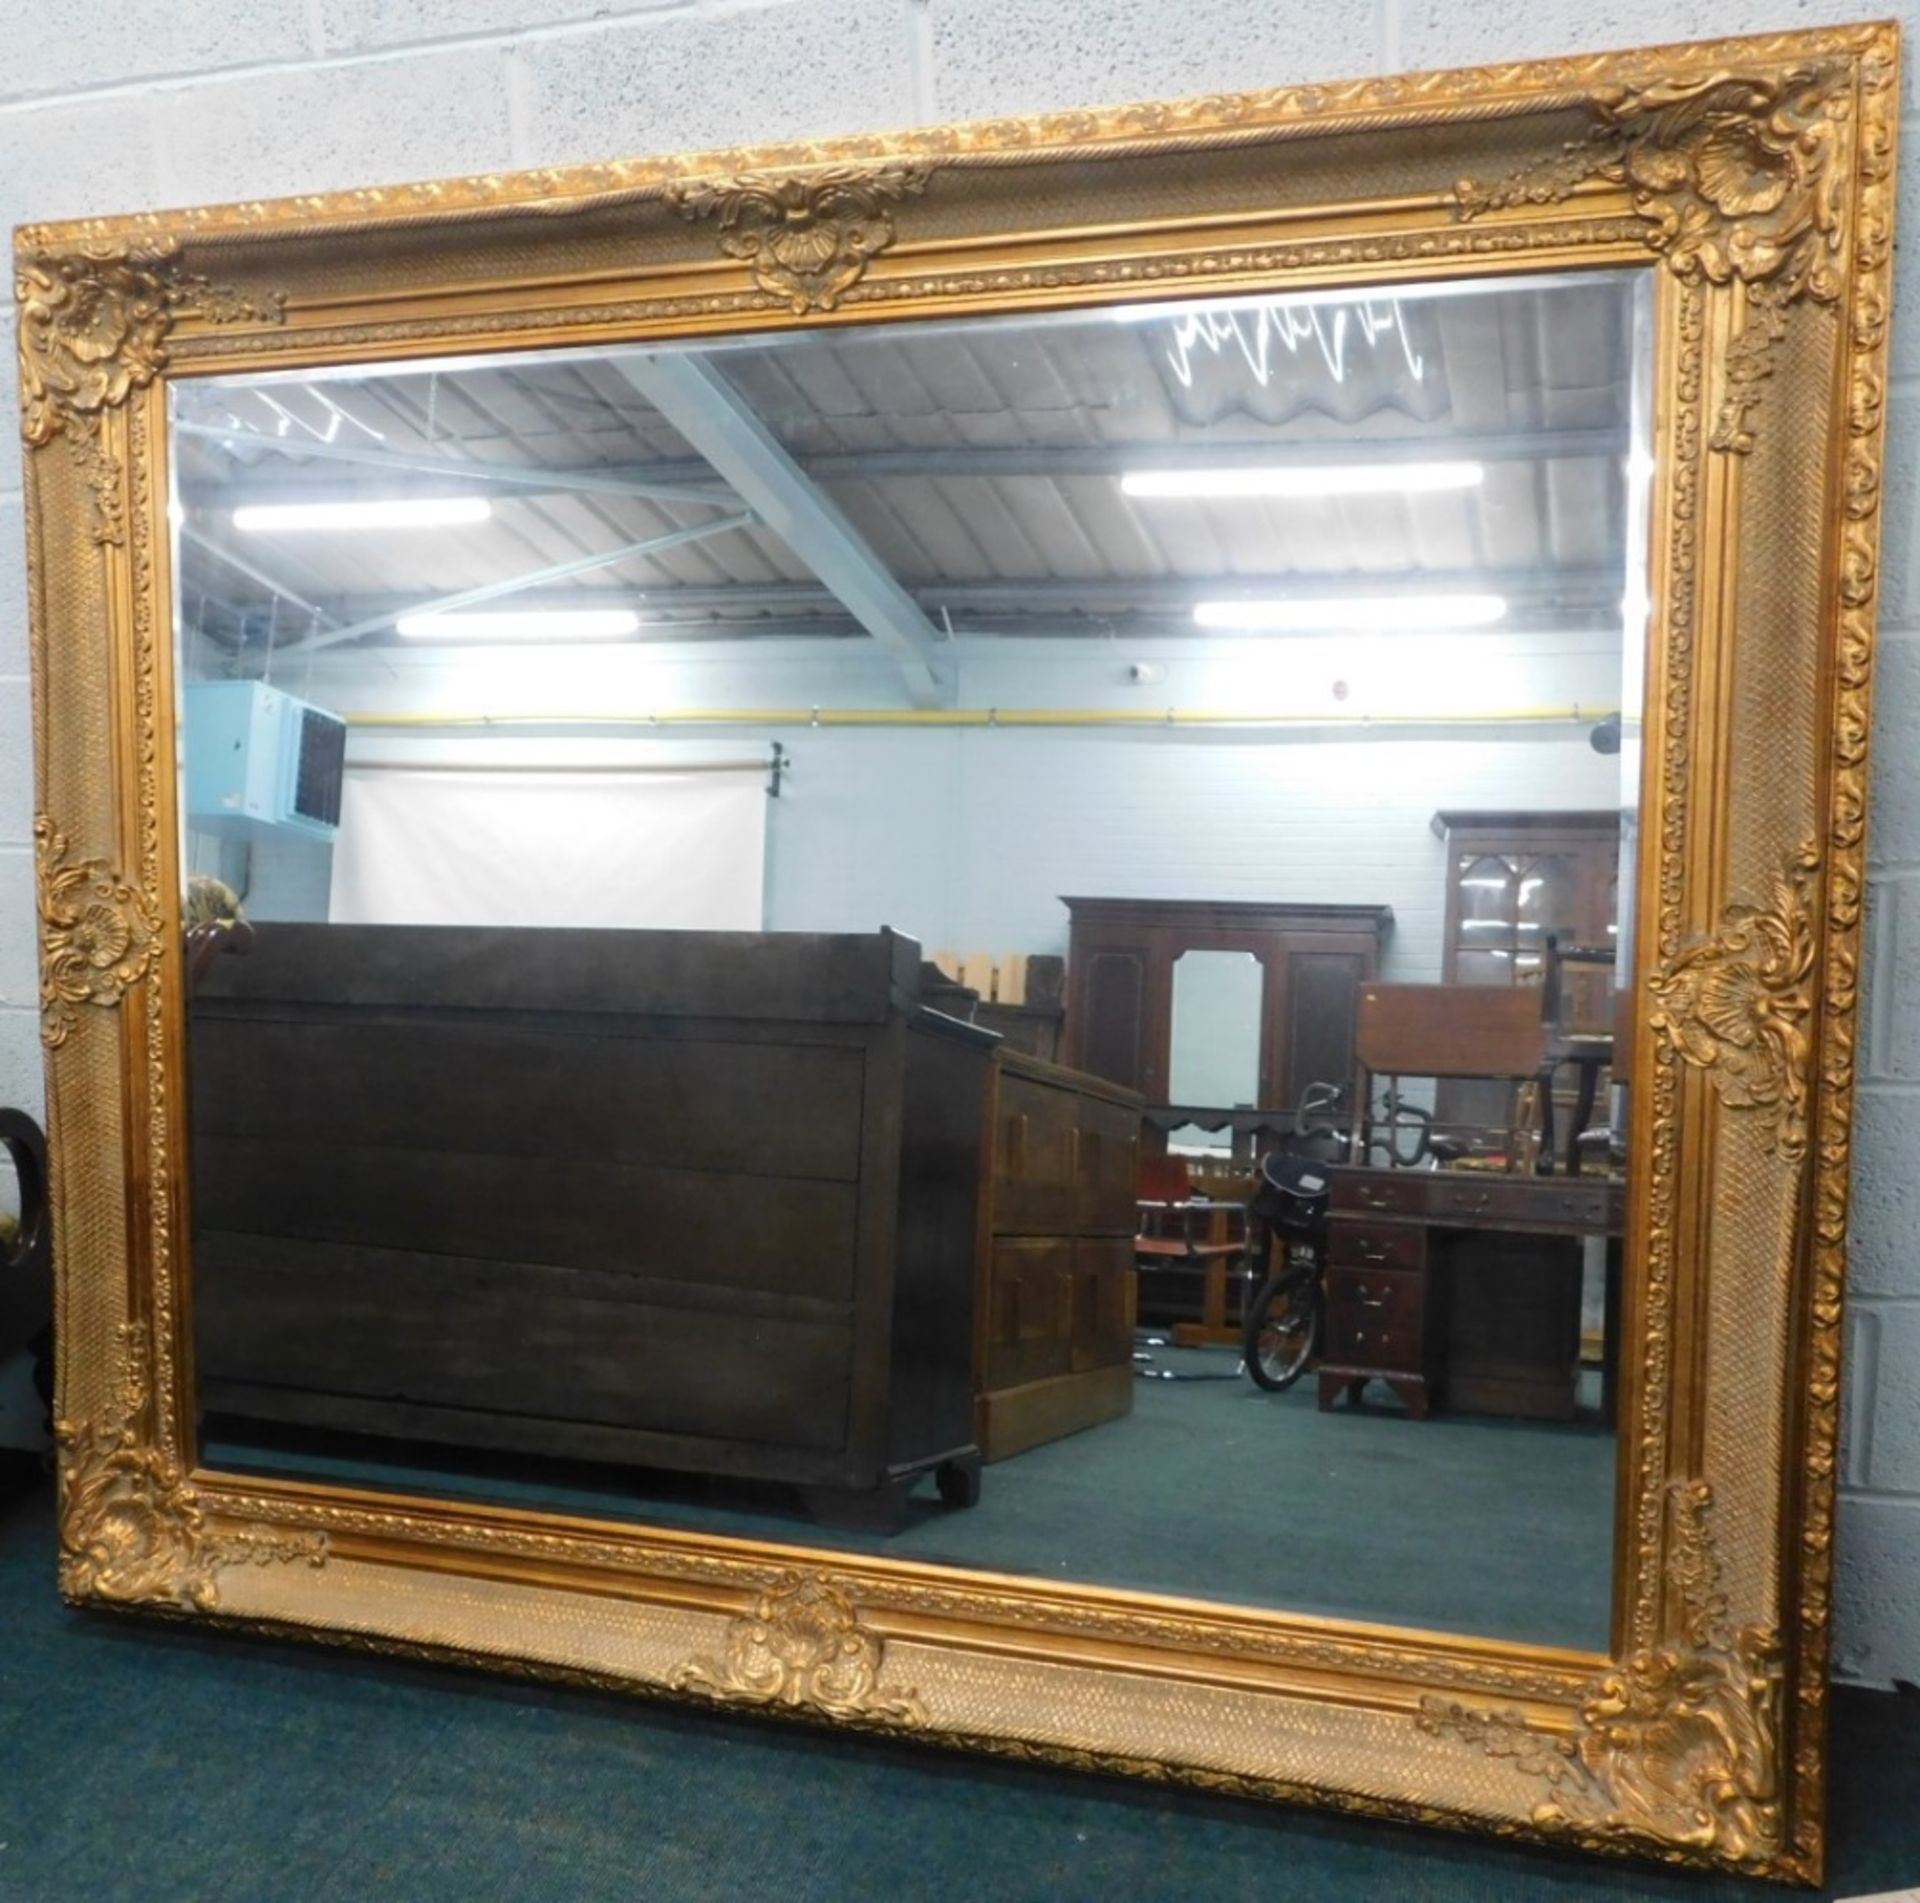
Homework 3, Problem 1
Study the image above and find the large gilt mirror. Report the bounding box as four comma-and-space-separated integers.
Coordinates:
20, 22, 1895, 1884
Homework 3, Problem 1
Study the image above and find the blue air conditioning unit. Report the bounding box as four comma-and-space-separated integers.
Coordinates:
184, 681, 347, 843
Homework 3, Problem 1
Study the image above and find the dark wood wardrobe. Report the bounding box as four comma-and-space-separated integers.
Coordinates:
1060, 897, 1394, 1119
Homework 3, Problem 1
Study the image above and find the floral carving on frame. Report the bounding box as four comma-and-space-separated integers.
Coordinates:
15, 243, 283, 542
34, 815, 160, 1049
1457, 66, 1850, 451
668, 163, 934, 314
1420, 1482, 1784, 1864
57, 1327, 326, 1612
1647, 845, 1819, 1161
673, 1571, 928, 1726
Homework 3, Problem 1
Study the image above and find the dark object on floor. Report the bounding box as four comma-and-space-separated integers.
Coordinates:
0, 1108, 50, 1292
190, 924, 993, 1525
0, 1107, 53, 1494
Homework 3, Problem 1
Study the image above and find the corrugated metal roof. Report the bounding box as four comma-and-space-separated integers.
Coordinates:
173, 274, 1635, 655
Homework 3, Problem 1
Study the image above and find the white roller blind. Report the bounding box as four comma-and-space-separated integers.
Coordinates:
328, 765, 766, 931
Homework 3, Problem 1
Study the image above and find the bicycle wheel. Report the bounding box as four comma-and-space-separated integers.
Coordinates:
1242, 1273, 1320, 1392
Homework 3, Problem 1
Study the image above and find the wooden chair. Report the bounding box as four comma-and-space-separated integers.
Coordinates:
1134, 1153, 1250, 1345
1353, 983, 1546, 1168
1534, 934, 1619, 1177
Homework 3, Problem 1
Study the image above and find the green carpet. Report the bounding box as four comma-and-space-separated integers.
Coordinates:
0, 1474, 1914, 1901
206, 1346, 1616, 1650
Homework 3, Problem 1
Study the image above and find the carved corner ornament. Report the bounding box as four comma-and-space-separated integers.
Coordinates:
671, 1570, 928, 1726
668, 162, 934, 314
57, 1326, 326, 1612
1419, 1481, 1783, 1866
1646, 844, 1819, 1162
1456, 66, 1852, 452
35, 815, 160, 1049
16, 240, 284, 542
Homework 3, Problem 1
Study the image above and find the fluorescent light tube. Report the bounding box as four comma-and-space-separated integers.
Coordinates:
1193, 594, 1507, 632
233, 497, 492, 532
1123, 462, 1483, 500
395, 608, 641, 641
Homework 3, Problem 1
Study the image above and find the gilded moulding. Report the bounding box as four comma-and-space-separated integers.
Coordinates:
668, 162, 935, 314
11, 25, 1894, 258
189, 1481, 1595, 1706
15, 242, 282, 542
1456, 64, 1860, 452
57, 1328, 326, 1611
672, 1571, 928, 1726
1646, 844, 1819, 1162
1419, 1482, 1783, 1865
1790, 34, 1897, 1873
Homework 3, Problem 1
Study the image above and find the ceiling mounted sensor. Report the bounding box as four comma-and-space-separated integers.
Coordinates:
1122, 462, 1484, 500
395, 608, 642, 641
1193, 594, 1508, 632
232, 497, 492, 532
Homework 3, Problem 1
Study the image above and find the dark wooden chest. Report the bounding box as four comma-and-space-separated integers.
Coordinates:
189, 924, 995, 1518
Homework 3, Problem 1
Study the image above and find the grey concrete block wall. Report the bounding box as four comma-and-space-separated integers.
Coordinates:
0, 0, 1913, 1682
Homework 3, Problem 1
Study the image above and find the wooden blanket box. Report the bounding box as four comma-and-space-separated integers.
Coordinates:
190, 924, 996, 1525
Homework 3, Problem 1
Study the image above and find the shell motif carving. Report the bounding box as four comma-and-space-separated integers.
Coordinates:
1457, 66, 1850, 451
57, 1326, 326, 1611
668, 163, 934, 314
1646, 844, 1818, 1162
16, 242, 283, 542
672, 1570, 928, 1726
35, 815, 160, 1049
1419, 1481, 1783, 1865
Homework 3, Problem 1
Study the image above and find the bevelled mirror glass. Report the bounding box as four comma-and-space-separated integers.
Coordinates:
170, 270, 1645, 1648
25, 24, 1893, 1882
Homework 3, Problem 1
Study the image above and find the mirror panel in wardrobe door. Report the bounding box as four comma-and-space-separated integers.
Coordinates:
172, 266, 1652, 1650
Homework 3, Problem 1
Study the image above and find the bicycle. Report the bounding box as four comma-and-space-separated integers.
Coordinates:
1240, 1084, 1345, 1392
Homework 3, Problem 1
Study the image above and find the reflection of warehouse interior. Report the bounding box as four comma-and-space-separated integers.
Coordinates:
174, 276, 1643, 1648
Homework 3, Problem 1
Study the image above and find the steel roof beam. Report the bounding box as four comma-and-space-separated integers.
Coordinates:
175, 419, 737, 509
271, 565, 1616, 622
179, 425, 1630, 513
260, 572, 1623, 656
265, 511, 758, 658
613, 351, 948, 706
179, 524, 342, 630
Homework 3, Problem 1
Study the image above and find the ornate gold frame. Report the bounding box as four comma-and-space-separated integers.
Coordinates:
16, 22, 1898, 1883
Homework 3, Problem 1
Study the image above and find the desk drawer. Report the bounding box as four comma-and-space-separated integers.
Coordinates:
1325, 1309, 1426, 1374
1327, 1264, 1426, 1331
1428, 1175, 1609, 1230
1330, 1172, 1423, 1216
1327, 1222, 1423, 1272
